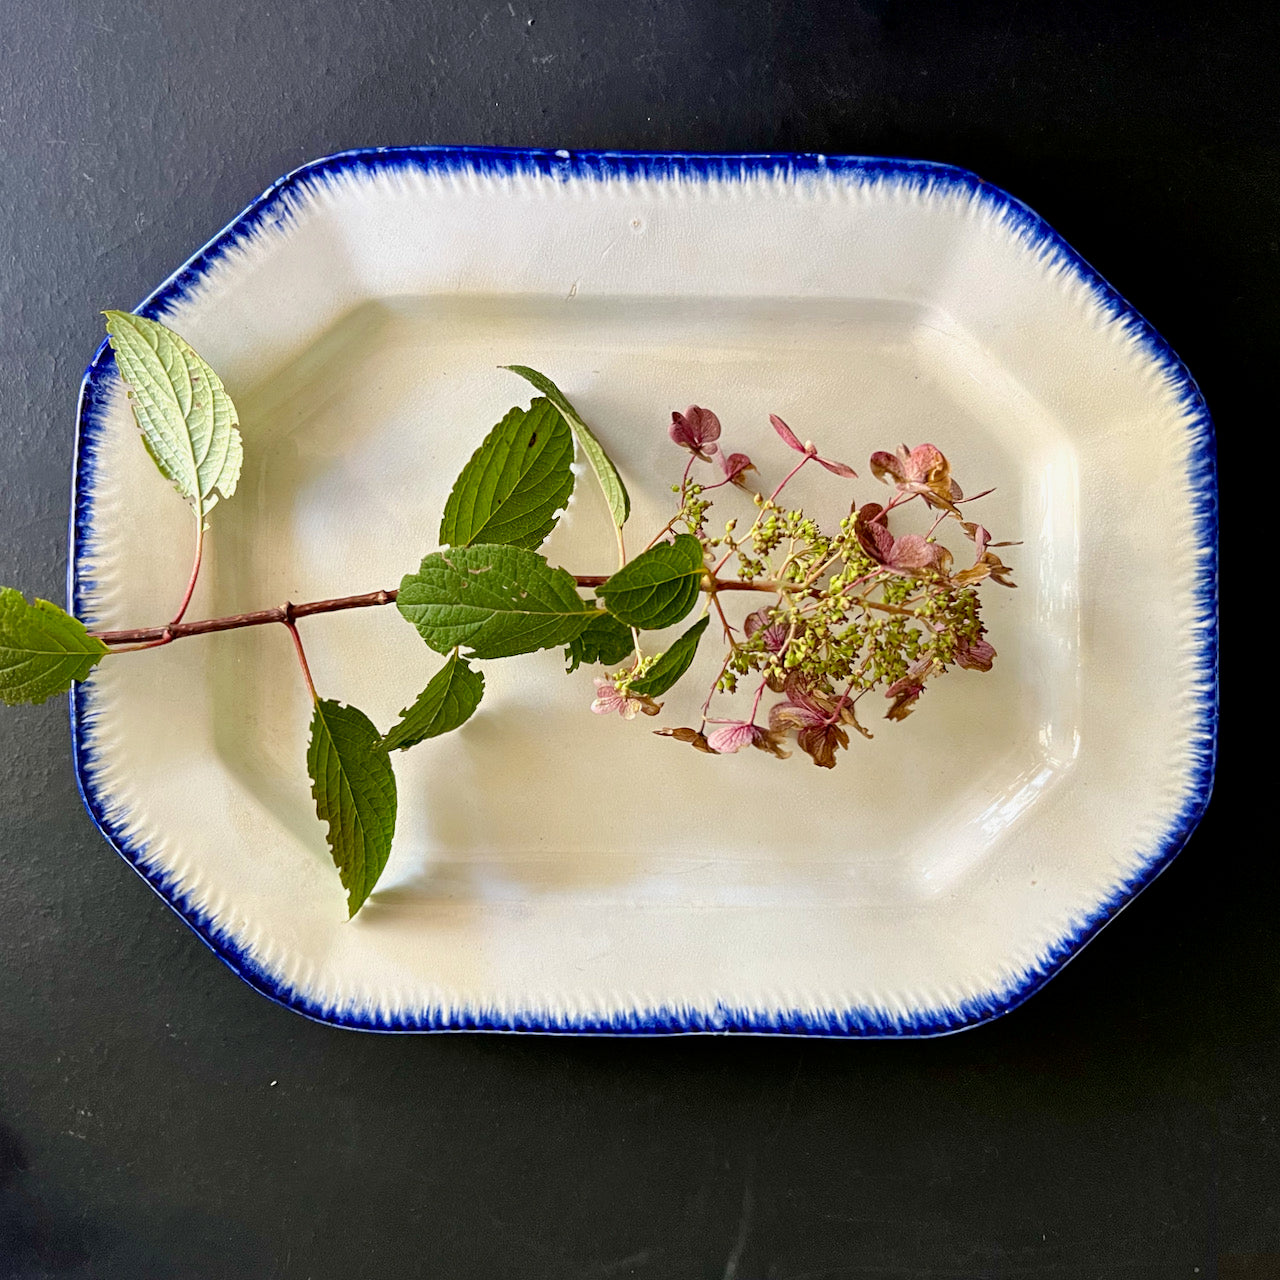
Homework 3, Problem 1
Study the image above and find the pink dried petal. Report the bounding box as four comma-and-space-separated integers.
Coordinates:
769, 414, 808, 455
869, 450, 905, 484
955, 637, 996, 671
771, 675, 837, 727
884, 675, 923, 700
590, 679, 626, 716
706, 721, 761, 754
899, 444, 944, 483
769, 701, 825, 733
761, 623, 788, 652
885, 533, 935, 570
890, 535, 952, 573
590, 677, 660, 719
960, 521, 991, 558
744, 610, 787, 652
815, 455, 858, 479
872, 444, 961, 511
720, 451, 756, 484
854, 503, 895, 564
669, 405, 722, 455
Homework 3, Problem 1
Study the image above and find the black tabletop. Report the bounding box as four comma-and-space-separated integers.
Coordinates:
0, 3, 1255, 1277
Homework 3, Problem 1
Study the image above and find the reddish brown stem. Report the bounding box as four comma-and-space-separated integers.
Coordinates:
91, 579, 776, 648
283, 613, 318, 703
171, 514, 204, 626
93, 588, 399, 646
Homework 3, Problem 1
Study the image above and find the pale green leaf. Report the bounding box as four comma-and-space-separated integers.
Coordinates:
597, 534, 706, 630
628, 615, 710, 696
103, 311, 243, 522
306, 699, 398, 918
381, 652, 485, 752
0, 588, 109, 706
439, 398, 575, 551
503, 365, 630, 528
564, 610, 634, 673
398, 543, 596, 660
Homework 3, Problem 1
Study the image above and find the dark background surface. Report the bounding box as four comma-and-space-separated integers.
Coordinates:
0, 2, 1256, 1277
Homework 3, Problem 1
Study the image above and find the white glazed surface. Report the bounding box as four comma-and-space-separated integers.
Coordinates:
72, 154, 1215, 1032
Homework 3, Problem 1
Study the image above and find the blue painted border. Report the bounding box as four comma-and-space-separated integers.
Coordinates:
68, 146, 1218, 1036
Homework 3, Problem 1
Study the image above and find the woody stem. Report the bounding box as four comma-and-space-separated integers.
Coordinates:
90, 578, 781, 648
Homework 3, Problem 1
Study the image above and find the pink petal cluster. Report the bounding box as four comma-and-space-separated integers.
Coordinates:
769, 415, 858, 478
884, 657, 934, 721
954, 635, 997, 671
591, 678, 661, 720
768, 679, 852, 768
954, 519, 1018, 588
706, 720, 763, 753
869, 443, 962, 511
719, 451, 756, 487
705, 719, 791, 758
669, 405, 721, 460
744, 609, 788, 653
854, 503, 953, 573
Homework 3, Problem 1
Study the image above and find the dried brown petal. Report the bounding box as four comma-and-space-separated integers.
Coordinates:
797, 721, 849, 768
885, 687, 923, 721
751, 728, 793, 759
955, 637, 996, 672
870, 443, 962, 514
720, 451, 756, 488
654, 725, 716, 754
854, 503, 895, 564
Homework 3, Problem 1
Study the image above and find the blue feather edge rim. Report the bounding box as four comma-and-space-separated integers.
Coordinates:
66, 147, 1219, 1036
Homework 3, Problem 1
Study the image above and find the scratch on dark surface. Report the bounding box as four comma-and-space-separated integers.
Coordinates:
593, 1248, 652, 1276
722, 1174, 755, 1280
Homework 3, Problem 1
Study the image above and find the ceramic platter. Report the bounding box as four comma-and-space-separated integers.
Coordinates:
71, 148, 1217, 1035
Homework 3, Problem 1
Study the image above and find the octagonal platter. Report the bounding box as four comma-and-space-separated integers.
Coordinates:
70, 148, 1217, 1034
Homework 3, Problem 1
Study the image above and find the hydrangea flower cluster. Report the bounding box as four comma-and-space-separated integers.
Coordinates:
598, 406, 1016, 769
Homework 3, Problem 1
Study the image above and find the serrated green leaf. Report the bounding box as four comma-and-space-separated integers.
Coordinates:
628, 615, 711, 696
306, 699, 397, 918
503, 365, 630, 529
439, 398, 575, 551
597, 534, 706, 630
381, 652, 485, 752
103, 311, 243, 523
0, 588, 109, 706
564, 610, 635, 673
398, 543, 596, 660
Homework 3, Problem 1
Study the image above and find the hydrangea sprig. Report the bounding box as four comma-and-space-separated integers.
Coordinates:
0, 315, 1014, 916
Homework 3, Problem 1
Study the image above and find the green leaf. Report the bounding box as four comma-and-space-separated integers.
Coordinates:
564, 610, 635, 673
381, 652, 485, 752
628, 615, 711, 696
439, 398, 575, 551
398, 543, 596, 660
0, 588, 109, 706
503, 365, 630, 529
103, 311, 243, 523
597, 534, 706, 630
306, 699, 398, 918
